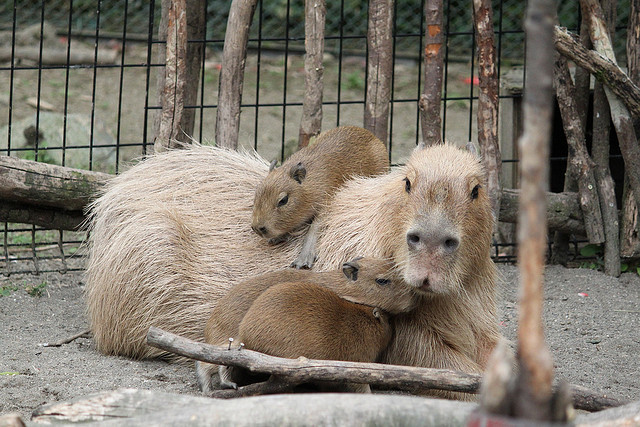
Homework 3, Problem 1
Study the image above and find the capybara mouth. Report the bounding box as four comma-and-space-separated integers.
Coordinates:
417, 277, 433, 294
268, 234, 289, 245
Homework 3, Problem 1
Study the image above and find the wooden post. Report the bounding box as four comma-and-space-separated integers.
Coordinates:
154, 0, 187, 152
364, 0, 394, 145
298, 0, 326, 149
215, 0, 259, 149
621, 0, 640, 257
514, 0, 555, 419
472, 0, 502, 224
419, 0, 444, 146
581, 0, 640, 217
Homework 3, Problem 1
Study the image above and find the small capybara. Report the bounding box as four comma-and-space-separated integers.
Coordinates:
251, 126, 389, 268
230, 283, 394, 393
196, 256, 416, 392
85, 142, 499, 400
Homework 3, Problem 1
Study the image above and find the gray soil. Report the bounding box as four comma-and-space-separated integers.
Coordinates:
1, 263, 639, 421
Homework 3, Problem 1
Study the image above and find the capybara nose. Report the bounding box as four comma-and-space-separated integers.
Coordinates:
252, 225, 268, 237
406, 229, 460, 254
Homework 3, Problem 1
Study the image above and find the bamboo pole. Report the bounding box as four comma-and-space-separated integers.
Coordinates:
419, 0, 444, 145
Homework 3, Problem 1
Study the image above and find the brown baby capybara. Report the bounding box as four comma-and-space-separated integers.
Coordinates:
230, 283, 394, 393
196, 256, 416, 392
85, 142, 499, 400
252, 126, 389, 268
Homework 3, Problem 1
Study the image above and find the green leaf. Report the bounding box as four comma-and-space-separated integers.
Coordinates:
621, 263, 629, 272
580, 244, 602, 257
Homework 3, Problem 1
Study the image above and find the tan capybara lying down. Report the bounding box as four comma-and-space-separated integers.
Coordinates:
251, 126, 389, 268
196, 257, 416, 392
84, 141, 500, 400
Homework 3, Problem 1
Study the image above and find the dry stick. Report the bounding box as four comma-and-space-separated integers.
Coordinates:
180, 0, 206, 145
590, 0, 620, 276
215, 0, 259, 150
551, 19, 591, 266
579, 0, 640, 217
553, 27, 640, 120
298, 0, 326, 149
0, 47, 118, 65
419, 0, 444, 146
472, 0, 502, 224
146, 327, 622, 412
553, 55, 605, 245
620, 0, 640, 258
364, 0, 394, 144
514, 0, 556, 420
41, 329, 91, 348
154, 0, 187, 153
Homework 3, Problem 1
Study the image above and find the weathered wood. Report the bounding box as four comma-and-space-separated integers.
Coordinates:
515, 0, 556, 419
0, 201, 85, 231
215, 0, 258, 149
147, 327, 481, 394
590, 0, 620, 276
0, 155, 109, 211
554, 27, 640, 120
553, 55, 605, 244
419, 0, 444, 145
146, 327, 622, 412
154, 0, 188, 152
32, 388, 478, 426
472, 0, 502, 224
364, 0, 394, 144
298, 0, 326, 149
621, 0, 640, 257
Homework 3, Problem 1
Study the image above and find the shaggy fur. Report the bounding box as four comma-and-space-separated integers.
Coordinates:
85, 142, 500, 400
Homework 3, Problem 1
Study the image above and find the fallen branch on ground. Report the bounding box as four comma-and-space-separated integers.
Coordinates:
40, 329, 92, 348
146, 327, 623, 412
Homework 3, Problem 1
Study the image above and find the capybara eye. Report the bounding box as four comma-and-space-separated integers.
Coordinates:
470, 185, 479, 200
403, 177, 411, 194
375, 278, 390, 286
277, 194, 289, 207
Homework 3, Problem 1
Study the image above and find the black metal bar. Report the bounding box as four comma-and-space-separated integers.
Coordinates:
254, 0, 264, 151
115, 0, 130, 173
89, 0, 103, 170
61, 0, 74, 167
142, 0, 156, 156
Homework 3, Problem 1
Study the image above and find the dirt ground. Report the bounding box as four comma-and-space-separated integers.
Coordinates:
1, 262, 639, 421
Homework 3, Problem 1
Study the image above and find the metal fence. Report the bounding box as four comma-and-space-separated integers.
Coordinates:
0, 0, 630, 275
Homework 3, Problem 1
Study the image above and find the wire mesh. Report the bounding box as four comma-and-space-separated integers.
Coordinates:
0, 0, 630, 275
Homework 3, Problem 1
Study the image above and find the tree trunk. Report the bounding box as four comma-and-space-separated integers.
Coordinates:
215, 0, 259, 149
514, 0, 556, 419
298, 0, 326, 149
364, 0, 394, 144
419, 0, 444, 145
472, 0, 502, 225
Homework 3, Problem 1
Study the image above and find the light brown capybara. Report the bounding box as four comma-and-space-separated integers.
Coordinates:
84, 142, 499, 400
252, 126, 389, 268
196, 256, 416, 392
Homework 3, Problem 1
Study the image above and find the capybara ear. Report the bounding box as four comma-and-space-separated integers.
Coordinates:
342, 261, 360, 281
290, 162, 307, 184
269, 159, 278, 171
466, 141, 481, 159
372, 307, 382, 319
416, 141, 427, 150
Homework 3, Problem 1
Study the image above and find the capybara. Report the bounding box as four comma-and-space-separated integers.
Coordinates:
229, 283, 394, 393
251, 126, 389, 268
196, 257, 416, 392
85, 142, 499, 399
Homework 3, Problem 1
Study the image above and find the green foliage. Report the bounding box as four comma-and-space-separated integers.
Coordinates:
0, 372, 20, 376
343, 71, 365, 91
579, 244, 640, 275
0, 285, 19, 297
26, 282, 48, 298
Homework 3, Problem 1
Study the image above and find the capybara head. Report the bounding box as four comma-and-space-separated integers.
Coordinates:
393, 143, 493, 296
338, 256, 417, 314
252, 160, 314, 243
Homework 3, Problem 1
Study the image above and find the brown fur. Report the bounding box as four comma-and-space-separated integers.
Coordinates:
85, 142, 499, 399
196, 257, 416, 391
251, 126, 389, 242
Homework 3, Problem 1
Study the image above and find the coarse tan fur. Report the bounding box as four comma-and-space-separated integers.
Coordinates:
252, 126, 389, 243
85, 142, 500, 399
196, 257, 416, 392
233, 283, 393, 393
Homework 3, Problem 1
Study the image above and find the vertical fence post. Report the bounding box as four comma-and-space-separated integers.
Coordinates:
215, 0, 259, 150
364, 0, 394, 145
513, 0, 555, 419
298, 0, 326, 149
419, 0, 444, 146
472, 0, 502, 223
